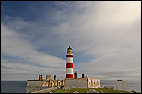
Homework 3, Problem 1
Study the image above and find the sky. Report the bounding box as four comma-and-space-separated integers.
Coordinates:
1, 1, 141, 82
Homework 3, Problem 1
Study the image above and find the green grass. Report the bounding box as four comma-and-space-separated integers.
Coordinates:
54, 88, 130, 93
95, 88, 129, 93
54, 88, 90, 93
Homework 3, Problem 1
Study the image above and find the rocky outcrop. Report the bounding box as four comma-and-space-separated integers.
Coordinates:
62, 87, 70, 91
86, 89, 99, 93
99, 90, 103, 93
130, 90, 137, 93
73, 91, 79, 93
31, 87, 56, 93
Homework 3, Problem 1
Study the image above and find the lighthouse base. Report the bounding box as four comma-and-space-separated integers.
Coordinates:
66, 74, 73, 78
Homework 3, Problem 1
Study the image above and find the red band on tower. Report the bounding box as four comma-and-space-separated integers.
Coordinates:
66, 74, 73, 78
66, 55, 74, 57
66, 63, 73, 68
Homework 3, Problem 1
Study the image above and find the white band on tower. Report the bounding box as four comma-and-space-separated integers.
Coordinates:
66, 57, 73, 63
66, 68, 73, 74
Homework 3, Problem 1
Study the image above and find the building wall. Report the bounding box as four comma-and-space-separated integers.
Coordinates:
65, 78, 88, 88
26, 80, 44, 93
42, 79, 64, 88
87, 78, 100, 88
26, 78, 100, 93
26, 79, 65, 93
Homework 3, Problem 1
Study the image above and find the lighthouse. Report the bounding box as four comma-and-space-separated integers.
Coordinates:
66, 46, 74, 78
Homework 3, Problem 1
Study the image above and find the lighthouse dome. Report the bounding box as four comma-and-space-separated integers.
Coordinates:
67, 46, 72, 50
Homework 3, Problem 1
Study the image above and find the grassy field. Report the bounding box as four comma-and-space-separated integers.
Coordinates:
54, 88, 130, 93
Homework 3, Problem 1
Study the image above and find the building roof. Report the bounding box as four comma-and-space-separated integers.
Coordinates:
65, 78, 100, 80
67, 46, 72, 50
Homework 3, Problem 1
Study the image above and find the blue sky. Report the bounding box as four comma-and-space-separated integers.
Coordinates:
1, 1, 141, 82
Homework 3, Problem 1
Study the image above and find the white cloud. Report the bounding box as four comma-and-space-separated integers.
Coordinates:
1, 22, 66, 80
1, 23, 65, 67
48, 1, 141, 81
1, 59, 66, 81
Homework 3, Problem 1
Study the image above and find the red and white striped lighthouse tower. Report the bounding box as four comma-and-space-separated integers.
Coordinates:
66, 46, 74, 78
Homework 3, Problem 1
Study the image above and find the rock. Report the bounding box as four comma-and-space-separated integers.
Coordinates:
57, 87, 60, 89
51, 89, 55, 93
104, 86, 114, 89
86, 89, 99, 93
62, 89, 67, 91
67, 87, 70, 90
72, 86, 76, 88
73, 91, 79, 93
62, 87, 70, 91
131, 90, 137, 93
30, 87, 58, 93
99, 90, 103, 93
54, 87, 57, 89
49, 88, 56, 93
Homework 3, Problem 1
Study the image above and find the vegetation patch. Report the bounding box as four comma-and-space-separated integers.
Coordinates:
54, 88, 130, 93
